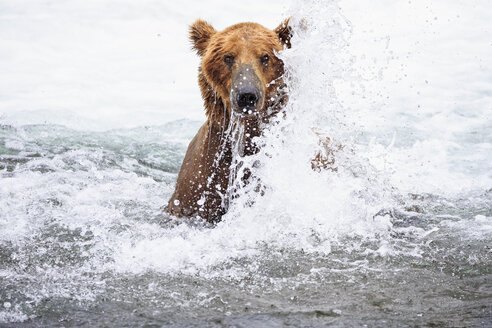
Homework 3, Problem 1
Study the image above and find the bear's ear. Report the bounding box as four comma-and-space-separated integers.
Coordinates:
189, 19, 216, 56
275, 18, 293, 49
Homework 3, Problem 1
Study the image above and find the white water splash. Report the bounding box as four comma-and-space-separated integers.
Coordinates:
109, 0, 492, 275
112, 1, 396, 274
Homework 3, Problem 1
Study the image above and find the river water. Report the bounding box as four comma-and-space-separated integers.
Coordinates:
1, 0, 491, 327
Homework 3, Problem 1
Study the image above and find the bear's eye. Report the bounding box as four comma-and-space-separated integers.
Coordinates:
224, 54, 235, 65
260, 54, 270, 65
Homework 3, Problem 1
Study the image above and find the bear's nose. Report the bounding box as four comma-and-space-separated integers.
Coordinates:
236, 92, 259, 109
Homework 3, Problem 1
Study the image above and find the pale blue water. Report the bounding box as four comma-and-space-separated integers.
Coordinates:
0, 122, 490, 327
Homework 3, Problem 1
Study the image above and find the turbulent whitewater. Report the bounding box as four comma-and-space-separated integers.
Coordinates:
1, 0, 491, 326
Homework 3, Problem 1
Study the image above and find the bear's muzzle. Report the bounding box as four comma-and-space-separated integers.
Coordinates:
230, 64, 264, 116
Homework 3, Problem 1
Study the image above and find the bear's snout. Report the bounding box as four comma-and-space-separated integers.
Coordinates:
236, 90, 259, 110
231, 64, 264, 116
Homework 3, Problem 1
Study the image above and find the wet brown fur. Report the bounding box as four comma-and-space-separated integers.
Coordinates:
166, 19, 292, 222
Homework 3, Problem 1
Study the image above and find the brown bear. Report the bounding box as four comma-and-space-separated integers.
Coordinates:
166, 19, 293, 223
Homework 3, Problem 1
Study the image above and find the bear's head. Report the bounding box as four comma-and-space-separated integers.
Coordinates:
190, 19, 292, 125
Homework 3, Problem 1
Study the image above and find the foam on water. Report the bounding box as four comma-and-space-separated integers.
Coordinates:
0, 0, 491, 325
